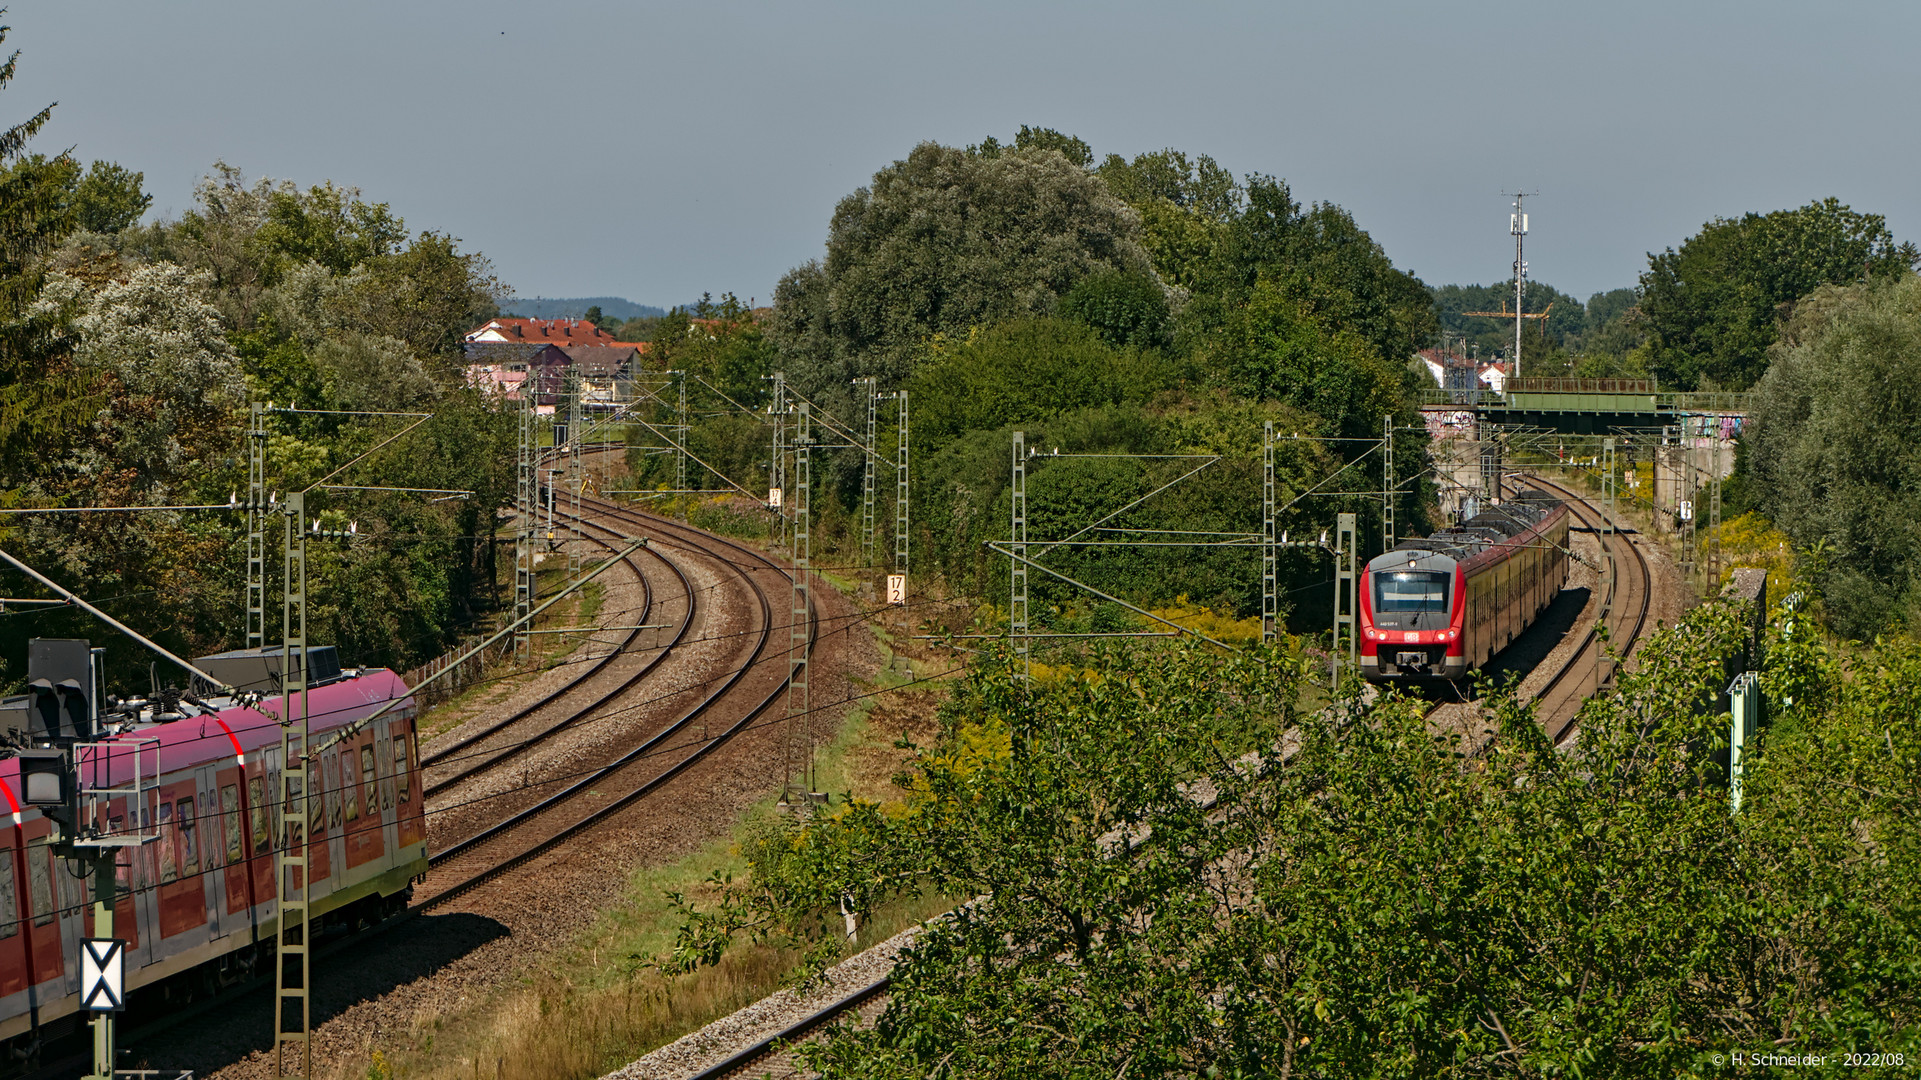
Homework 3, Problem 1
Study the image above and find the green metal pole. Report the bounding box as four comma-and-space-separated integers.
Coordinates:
86, 853, 113, 1080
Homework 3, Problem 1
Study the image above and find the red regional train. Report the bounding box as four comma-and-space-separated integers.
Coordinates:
0, 645, 425, 1060
1361, 490, 1570, 681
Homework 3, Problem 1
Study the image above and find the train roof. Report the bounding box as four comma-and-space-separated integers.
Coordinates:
1378, 490, 1563, 566
0, 667, 413, 791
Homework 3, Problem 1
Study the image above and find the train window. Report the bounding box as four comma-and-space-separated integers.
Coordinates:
223, 786, 243, 864
342, 749, 360, 823
28, 847, 52, 926
360, 746, 378, 815
1375, 571, 1449, 613
326, 753, 343, 831
0, 852, 15, 937
393, 733, 410, 803
156, 802, 177, 883
114, 837, 133, 891
265, 768, 282, 850
249, 776, 270, 856
178, 797, 199, 877
308, 768, 326, 836
285, 775, 306, 848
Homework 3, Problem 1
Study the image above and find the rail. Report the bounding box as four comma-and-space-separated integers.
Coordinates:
417, 495, 816, 909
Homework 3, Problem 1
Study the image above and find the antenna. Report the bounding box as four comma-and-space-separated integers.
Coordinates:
1503, 190, 1537, 380
1465, 192, 1543, 381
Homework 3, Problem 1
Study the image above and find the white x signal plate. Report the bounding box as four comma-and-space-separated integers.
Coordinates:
80, 938, 125, 1011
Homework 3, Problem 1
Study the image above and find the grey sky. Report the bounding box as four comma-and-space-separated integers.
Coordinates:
13, 1, 1918, 308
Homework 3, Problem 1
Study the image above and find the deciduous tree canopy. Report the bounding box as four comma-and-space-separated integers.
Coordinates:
1748, 273, 1921, 636
769, 139, 1155, 404
1640, 198, 1918, 390
671, 600, 1917, 1078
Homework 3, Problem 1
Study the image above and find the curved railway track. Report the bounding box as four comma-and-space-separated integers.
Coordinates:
1516, 471, 1655, 743
677, 472, 1663, 1080
416, 497, 816, 910
419, 533, 696, 799
95, 488, 820, 1079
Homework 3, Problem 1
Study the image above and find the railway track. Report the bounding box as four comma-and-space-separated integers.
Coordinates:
1517, 471, 1655, 743
673, 472, 1663, 1079
416, 496, 815, 910
95, 489, 819, 1079
419, 533, 695, 798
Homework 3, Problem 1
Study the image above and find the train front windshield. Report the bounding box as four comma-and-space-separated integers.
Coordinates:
1375, 571, 1450, 615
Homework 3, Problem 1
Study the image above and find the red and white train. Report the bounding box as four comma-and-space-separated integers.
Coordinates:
1360, 491, 1570, 681
0, 649, 424, 1057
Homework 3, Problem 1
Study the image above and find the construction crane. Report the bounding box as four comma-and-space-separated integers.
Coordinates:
1462, 300, 1555, 321
1461, 301, 1555, 380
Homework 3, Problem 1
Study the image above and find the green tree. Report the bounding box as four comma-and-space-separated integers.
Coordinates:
1747, 273, 1921, 636
1096, 149, 1239, 293
1201, 277, 1403, 442
1432, 278, 1589, 361
0, 156, 151, 239
1640, 198, 1918, 390
910, 317, 1172, 446
0, 18, 86, 481
971, 124, 1093, 168
332, 230, 503, 362
1057, 266, 1171, 352
1, 154, 514, 683
73, 160, 149, 233
1181, 176, 1435, 379
768, 139, 1155, 407
670, 596, 1920, 1078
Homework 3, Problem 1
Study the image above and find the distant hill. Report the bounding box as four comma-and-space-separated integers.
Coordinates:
500, 296, 668, 321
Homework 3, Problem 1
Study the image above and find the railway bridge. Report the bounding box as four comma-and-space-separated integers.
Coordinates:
1418, 378, 1752, 577
1416, 378, 1751, 437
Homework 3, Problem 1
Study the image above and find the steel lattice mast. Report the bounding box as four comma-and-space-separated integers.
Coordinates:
515, 384, 537, 659
274, 493, 312, 1080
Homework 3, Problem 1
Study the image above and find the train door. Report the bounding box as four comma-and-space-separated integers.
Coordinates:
215, 765, 250, 931
393, 720, 424, 854
81, 798, 142, 959
245, 748, 280, 927
207, 765, 252, 943
322, 745, 345, 890
120, 804, 157, 972
18, 819, 64, 998
52, 841, 87, 1000
376, 720, 400, 863
1501, 559, 1516, 641
303, 744, 331, 895
1483, 553, 1498, 638
0, 825, 29, 1006
336, 743, 364, 881
154, 778, 211, 956
194, 766, 224, 938
345, 734, 386, 873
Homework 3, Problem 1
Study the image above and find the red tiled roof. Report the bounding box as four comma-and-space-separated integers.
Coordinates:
465, 317, 646, 350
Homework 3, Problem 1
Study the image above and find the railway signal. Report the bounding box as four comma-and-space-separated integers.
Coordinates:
4, 631, 171, 1080
79, 939, 125, 1012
